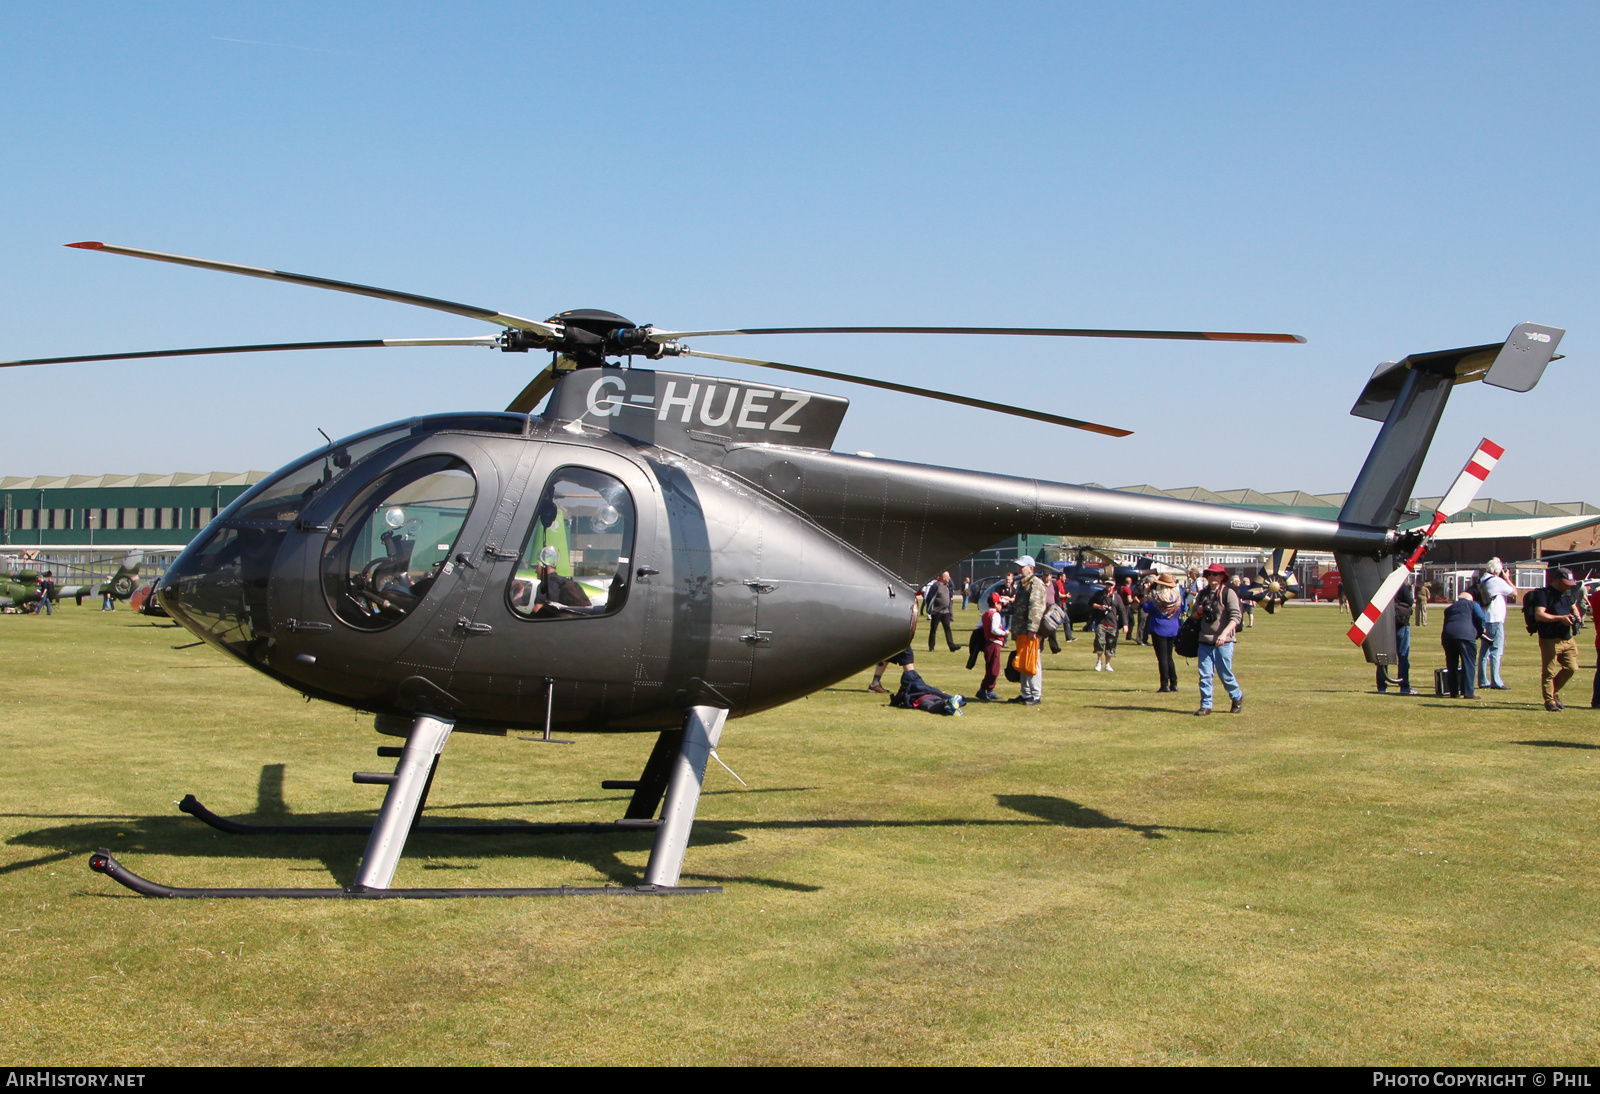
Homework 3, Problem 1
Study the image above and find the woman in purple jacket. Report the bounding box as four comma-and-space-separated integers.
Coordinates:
1142, 573, 1184, 693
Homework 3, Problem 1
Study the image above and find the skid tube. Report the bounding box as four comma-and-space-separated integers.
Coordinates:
177, 794, 659, 837
87, 849, 719, 899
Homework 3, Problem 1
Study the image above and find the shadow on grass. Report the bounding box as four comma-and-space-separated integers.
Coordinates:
1514, 739, 1600, 751
441, 787, 818, 810
996, 794, 1222, 840
1086, 704, 1200, 716
6, 791, 1213, 891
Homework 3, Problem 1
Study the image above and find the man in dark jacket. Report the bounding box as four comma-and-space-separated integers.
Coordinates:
1440, 591, 1487, 699
925, 571, 959, 652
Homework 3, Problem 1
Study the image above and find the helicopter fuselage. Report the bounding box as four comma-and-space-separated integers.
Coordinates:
159, 411, 918, 733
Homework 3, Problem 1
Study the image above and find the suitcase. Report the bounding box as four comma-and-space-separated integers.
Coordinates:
1435, 667, 1451, 697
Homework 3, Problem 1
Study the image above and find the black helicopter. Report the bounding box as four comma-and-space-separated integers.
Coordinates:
3, 242, 1565, 899
973, 545, 1155, 627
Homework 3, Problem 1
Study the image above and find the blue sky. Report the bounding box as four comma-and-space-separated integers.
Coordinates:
3, 2, 1595, 504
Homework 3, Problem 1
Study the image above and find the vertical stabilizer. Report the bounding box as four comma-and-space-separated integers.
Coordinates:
1337, 325, 1563, 666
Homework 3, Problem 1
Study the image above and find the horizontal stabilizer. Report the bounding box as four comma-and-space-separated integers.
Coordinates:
1350, 323, 1564, 422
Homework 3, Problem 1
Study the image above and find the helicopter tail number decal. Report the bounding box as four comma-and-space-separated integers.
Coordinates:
548, 368, 850, 453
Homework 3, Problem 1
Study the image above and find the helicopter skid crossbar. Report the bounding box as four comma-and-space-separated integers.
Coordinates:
86, 849, 719, 898
176, 794, 660, 837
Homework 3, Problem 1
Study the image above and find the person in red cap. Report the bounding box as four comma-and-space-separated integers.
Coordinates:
1189, 563, 1243, 715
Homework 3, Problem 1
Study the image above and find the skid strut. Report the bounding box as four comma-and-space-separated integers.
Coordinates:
89, 708, 730, 898
644, 705, 728, 888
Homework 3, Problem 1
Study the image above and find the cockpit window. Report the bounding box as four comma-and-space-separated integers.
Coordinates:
218, 413, 524, 529
509, 468, 635, 619
322, 456, 476, 630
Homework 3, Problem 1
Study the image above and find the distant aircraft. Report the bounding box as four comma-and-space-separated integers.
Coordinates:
0, 551, 144, 609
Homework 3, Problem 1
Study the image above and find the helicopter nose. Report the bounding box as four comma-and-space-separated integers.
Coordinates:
160, 522, 284, 665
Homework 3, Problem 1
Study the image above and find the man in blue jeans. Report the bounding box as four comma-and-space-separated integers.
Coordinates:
1377, 577, 1418, 694
1475, 559, 1515, 690
1191, 563, 1243, 715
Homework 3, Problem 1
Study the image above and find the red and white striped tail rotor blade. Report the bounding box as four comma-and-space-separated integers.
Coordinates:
1436, 438, 1504, 520
1346, 564, 1416, 647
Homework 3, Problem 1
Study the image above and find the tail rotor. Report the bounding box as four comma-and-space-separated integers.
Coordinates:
1346, 438, 1503, 646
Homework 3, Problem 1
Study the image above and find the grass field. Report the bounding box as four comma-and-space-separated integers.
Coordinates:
2, 602, 1597, 1065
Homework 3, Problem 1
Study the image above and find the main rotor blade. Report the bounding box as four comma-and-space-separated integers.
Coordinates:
1, 336, 500, 369
681, 349, 1132, 437
655, 325, 1306, 344
506, 364, 558, 413
66, 242, 560, 337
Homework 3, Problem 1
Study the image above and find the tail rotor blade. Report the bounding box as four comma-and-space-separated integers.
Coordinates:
1346, 564, 1416, 646
1436, 438, 1505, 522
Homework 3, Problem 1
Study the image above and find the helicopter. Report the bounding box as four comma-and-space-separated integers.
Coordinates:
2, 241, 1565, 899
972, 545, 1155, 628
0, 550, 143, 610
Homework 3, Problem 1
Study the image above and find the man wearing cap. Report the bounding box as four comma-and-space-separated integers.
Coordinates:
1526, 567, 1583, 711
1190, 563, 1243, 715
1008, 556, 1048, 705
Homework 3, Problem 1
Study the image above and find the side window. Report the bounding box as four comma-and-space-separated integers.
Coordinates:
510, 468, 635, 619
322, 456, 476, 630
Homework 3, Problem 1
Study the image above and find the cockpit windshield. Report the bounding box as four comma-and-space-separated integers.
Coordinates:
216, 413, 524, 529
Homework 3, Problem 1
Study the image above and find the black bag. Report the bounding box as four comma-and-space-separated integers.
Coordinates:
1004, 650, 1021, 683
1175, 615, 1201, 659
965, 626, 983, 670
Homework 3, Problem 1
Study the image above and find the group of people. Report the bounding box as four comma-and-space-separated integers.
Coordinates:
883, 554, 1600, 720
1377, 557, 1596, 711
912, 557, 1248, 715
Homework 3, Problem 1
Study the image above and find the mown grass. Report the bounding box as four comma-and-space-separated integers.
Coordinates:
2, 603, 1597, 1065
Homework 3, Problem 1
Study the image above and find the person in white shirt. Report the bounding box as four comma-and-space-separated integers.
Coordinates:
1476, 557, 1517, 690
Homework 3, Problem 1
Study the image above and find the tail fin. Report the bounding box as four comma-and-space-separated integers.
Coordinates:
1336, 323, 1563, 666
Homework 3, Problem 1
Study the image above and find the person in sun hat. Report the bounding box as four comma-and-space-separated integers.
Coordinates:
1141, 572, 1184, 693
1190, 563, 1243, 715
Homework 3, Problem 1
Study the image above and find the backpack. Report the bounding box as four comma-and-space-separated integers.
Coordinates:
1472, 579, 1493, 609
1522, 589, 1541, 635
1041, 604, 1066, 635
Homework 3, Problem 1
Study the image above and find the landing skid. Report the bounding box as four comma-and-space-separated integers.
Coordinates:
89, 705, 731, 899
87, 849, 718, 898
